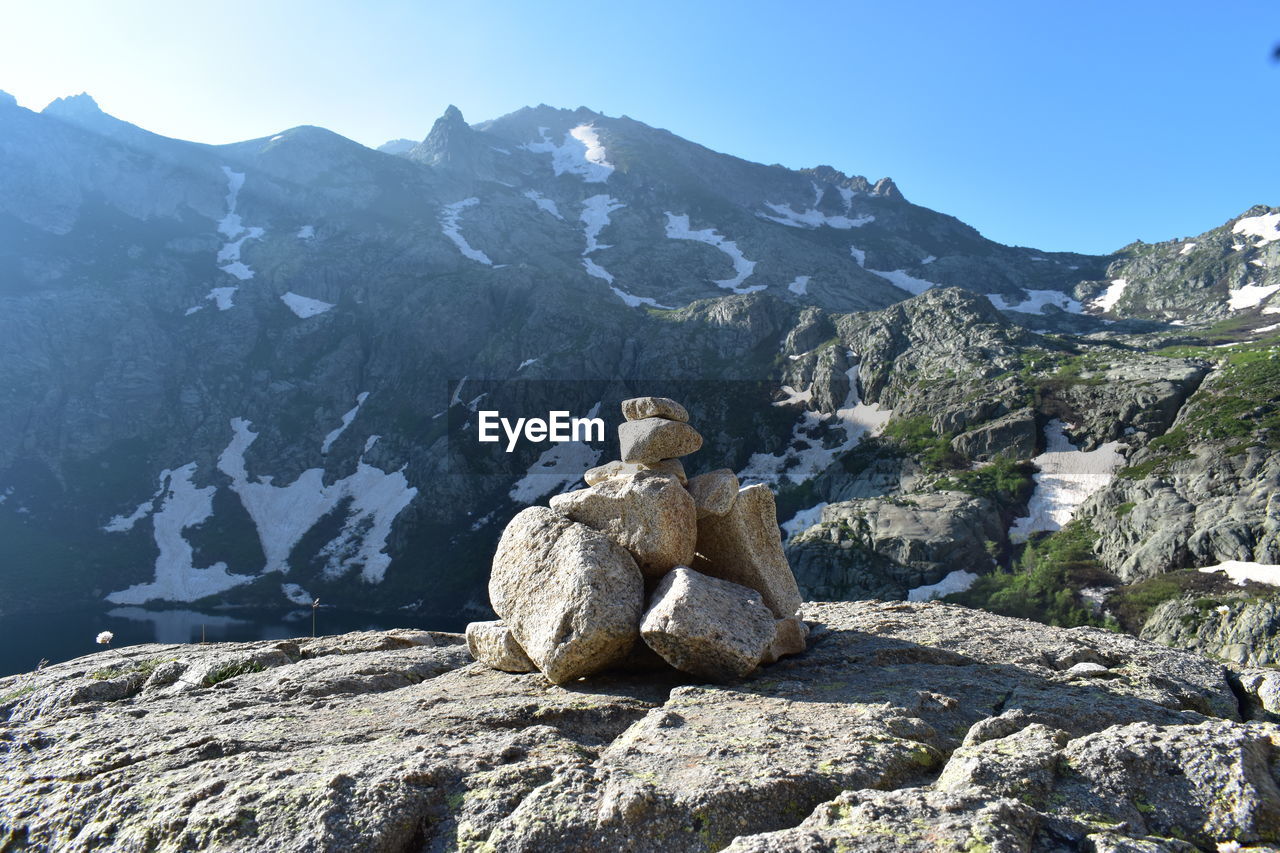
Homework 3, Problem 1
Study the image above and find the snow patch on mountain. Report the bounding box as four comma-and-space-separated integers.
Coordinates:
849, 247, 866, 267
281, 292, 335, 318
217, 418, 417, 582
188, 286, 239, 314
103, 485, 163, 532
1090, 279, 1128, 313
523, 189, 563, 219
908, 570, 978, 602
321, 392, 369, 454
1200, 561, 1280, 586
440, 198, 492, 265
509, 402, 604, 503
1233, 212, 1280, 246
581, 195, 624, 254
1180, 241, 1197, 255
282, 583, 314, 605
739, 363, 891, 487
868, 268, 938, 297
522, 125, 614, 182
216, 167, 264, 281
582, 257, 614, 283
610, 287, 675, 309
297, 225, 315, 239
787, 276, 811, 295
664, 213, 760, 293
1009, 420, 1125, 543
105, 463, 255, 604
1229, 282, 1280, 311
759, 202, 873, 230
781, 502, 827, 540
989, 290, 1084, 314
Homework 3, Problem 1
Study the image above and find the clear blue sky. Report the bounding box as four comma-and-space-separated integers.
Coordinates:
1, 0, 1277, 254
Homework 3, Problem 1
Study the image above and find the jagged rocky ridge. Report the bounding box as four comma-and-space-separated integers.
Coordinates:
0, 91, 1277, 672
7, 601, 1280, 851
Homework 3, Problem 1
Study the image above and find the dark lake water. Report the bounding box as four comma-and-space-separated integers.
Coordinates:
0, 605, 473, 678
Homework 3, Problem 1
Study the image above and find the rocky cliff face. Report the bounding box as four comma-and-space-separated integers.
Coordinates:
1086, 205, 1280, 325
5, 600, 1280, 852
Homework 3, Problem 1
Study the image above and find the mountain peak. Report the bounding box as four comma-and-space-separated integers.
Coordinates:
42, 92, 103, 118
873, 177, 902, 200
411, 104, 486, 170
376, 138, 416, 156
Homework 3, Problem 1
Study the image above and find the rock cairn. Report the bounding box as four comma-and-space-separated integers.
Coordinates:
466, 396, 807, 683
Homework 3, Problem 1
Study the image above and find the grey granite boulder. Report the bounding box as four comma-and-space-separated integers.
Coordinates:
685, 468, 739, 518
586, 458, 688, 486
584, 459, 642, 486
641, 457, 687, 484
639, 567, 775, 681
465, 620, 537, 673
621, 396, 689, 423
759, 616, 808, 665
550, 470, 697, 579
618, 417, 703, 464
691, 484, 802, 618
489, 506, 643, 683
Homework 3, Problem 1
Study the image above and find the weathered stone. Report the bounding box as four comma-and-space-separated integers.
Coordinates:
641, 457, 687, 484
640, 567, 775, 682
549, 471, 697, 579
786, 491, 1003, 602
1237, 668, 1280, 720
584, 459, 642, 486
727, 790, 1041, 852
621, 396, 689, 423
0, 601, 1260, 852
691, 484, 802, 618
685, 468, 738, 518
490, 506, 643, 683
1141, 593, 1280, 668
618, 417, 703, 464
760, 616, 808, 665
935, 723, 1069, 806
1058, 719, 1280, 848
586, 458, 687, 486
465, 620, 537, 673
950, 406, 1037, 461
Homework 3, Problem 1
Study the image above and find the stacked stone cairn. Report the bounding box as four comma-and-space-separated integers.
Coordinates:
466, 396, 808, 684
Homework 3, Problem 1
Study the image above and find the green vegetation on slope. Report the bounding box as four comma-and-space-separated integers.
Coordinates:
935, 457, 1036, 526
880, 415, 964, 472
947, 520, 1116, 629
1120, 336, 1280, 478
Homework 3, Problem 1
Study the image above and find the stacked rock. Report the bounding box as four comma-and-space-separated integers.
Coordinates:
466, 396, 808, 684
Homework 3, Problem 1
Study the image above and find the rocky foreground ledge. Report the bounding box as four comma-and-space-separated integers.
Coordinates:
4, 602, 1280, 852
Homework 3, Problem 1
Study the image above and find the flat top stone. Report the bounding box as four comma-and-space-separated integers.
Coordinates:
618, 418, 703, 464
621, 397, 689, 423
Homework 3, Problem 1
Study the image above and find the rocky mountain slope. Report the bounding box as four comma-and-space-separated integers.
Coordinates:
1, 90, 1277, 671
5, 601, 1280, 851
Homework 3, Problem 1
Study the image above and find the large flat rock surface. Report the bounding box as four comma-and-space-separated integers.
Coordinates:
1, 602, 1273, 852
